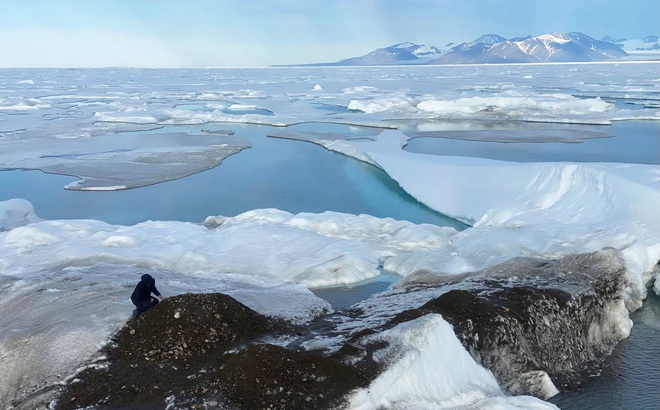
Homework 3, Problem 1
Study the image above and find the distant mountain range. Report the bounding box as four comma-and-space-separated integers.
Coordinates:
434, 32, 628, 64
304, 32, 659, 66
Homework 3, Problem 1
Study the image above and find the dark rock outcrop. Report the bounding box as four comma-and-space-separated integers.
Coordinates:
363, 248, 631, 398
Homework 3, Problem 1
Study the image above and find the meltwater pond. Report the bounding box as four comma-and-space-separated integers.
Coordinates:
0, 123, 463, 228
403, 120, 660, 165
2, 119, 658, 225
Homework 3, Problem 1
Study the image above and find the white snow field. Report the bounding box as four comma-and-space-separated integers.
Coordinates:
0, 63, 659, 408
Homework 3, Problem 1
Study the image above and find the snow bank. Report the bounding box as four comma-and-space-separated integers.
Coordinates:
348, 314, 558, 410
93, 112, 159, 124
416, 91, 614, 124
348, 95, 416, 114
0, 207, 456, 288
346, 88, 623, 124
0, 198, 40, 231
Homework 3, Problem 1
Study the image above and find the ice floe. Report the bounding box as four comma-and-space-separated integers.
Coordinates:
0, 131, 251, 190
274, 129, 660, 311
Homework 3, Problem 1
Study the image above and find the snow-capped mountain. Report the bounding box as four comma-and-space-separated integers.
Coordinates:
395, 42, 444, 57
431, 32, 628, 64
446, 34, 507, 56
330, 42, 444, 66
307, 32, 636, 66
466, 34, 508, 48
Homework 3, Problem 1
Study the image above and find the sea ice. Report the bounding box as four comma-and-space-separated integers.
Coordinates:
403, 128, 613, 143
0, 206, 457, 287
0, 64, 658, 188
0, 131, 251, 190
1, 190, 648, 407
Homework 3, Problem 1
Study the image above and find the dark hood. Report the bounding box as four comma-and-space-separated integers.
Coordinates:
140, 274, 155, 287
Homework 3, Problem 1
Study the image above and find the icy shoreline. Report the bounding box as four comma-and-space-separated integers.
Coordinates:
0, 192, 656, 408
2, 125, 660, 399
5, 246, 630, 410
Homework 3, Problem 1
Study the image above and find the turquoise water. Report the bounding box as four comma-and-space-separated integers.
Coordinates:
0, 123, 464, 229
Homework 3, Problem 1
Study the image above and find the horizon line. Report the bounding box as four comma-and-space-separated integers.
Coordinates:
0, 59, 659, 70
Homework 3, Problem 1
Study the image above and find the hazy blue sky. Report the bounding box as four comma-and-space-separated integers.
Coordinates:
0, 0, 657, 67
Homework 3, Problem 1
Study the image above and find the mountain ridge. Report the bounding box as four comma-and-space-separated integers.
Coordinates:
430, 32, 628, 64
302, 32, 659, 66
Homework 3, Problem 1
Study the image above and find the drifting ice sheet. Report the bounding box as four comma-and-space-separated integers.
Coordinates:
283, 129, 660, 311
0, 132, 251, 190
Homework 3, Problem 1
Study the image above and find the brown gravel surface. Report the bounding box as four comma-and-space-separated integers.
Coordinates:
55, 293, 372, 410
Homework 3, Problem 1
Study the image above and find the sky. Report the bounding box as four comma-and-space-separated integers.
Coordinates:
0, 0, 657, 67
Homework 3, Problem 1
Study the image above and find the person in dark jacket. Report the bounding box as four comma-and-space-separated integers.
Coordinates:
131, 274, 164, 317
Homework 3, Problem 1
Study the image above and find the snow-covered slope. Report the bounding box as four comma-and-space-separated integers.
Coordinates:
603, 35, 659, 51
464, 34, 508, 48
602, 35, 660, 58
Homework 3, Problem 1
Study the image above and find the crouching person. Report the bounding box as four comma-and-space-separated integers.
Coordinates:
131, 273, 164, 318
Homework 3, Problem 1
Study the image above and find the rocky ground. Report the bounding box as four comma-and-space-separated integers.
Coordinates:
55, 293, 374, 409
54, 249, 630, 409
